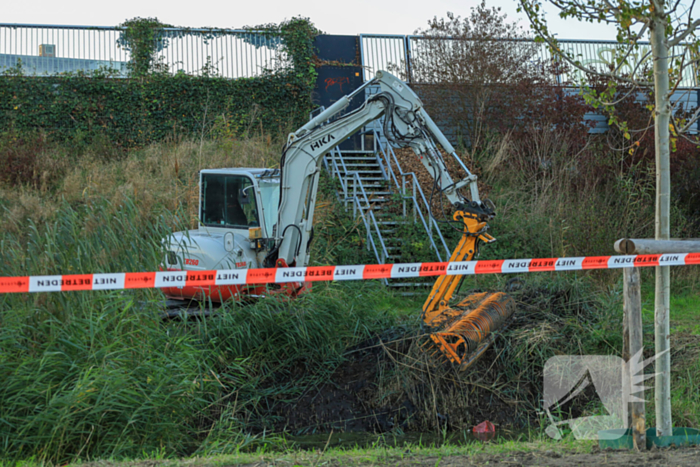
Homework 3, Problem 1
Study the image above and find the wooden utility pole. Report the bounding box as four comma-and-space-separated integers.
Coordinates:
614, 237, 700, 439
623, 267, 646, 450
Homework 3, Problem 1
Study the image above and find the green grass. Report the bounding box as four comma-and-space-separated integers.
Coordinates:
1, 195, 697, 463
641, 279, 700, 335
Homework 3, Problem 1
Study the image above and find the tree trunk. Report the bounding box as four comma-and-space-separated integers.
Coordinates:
650, 11, 673, 437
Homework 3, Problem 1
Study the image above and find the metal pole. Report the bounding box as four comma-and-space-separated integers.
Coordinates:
402, 174, 406, 217
352, 175, 357, 219
404, 36, 412, 83
359, 34, 366, 82
413, 177, 417, 223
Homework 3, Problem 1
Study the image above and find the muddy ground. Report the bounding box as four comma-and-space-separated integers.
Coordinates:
264, 286, 591, 435
84, 445, 700, 466
419, 448, 700, 467
268, 326, 532, 435
263, 284, 699, 437
230, 445, 700, 466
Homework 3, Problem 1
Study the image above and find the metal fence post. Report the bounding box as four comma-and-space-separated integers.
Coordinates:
404, 35, 413, 84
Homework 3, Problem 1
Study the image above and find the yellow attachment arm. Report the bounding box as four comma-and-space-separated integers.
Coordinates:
421, 210, 495, 328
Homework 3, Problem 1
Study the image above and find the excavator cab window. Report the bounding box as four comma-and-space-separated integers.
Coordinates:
201, 174, 260, 228
259, 179, 280, 237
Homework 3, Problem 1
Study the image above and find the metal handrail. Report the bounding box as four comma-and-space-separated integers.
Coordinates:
372, 128, 450, 260
323, 147, 350, 198
355, 181, 390, 261
407, 173, 451, 258
320, 118, 451, 271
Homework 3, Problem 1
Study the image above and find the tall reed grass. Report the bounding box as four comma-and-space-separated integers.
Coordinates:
0, 198, 221, 462
0, 195, 405, 463
473, 127, 690, 262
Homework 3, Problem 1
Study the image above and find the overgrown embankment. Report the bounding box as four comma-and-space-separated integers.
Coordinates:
0, 131, 698, 464
1, 14, 699, 457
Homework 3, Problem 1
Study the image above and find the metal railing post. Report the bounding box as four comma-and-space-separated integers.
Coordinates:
413, 177, 417, 224
402, 174, 407, 217
352, 175, 357, 219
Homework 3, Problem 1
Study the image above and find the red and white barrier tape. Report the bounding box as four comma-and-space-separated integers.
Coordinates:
1, 253, 698, 294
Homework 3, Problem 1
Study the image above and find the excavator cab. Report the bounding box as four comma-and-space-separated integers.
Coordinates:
161, 168, 286, 302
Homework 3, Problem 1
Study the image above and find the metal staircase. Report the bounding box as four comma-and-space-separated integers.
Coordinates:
322, 119, 452, 289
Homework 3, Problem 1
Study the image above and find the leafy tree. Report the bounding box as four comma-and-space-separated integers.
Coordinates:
410, 1, 591, 149
518, 0, 700, 436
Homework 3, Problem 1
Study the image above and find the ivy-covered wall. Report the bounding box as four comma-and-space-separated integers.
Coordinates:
0, 18, 319, 148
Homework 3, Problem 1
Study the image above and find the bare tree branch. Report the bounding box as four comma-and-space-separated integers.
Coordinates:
549, 0, 623, 22
675, 102, 700, 133
669, 19, 700, 46
675, 129, 700, 144
669, 0, 684, 15
610, 24, 649, 76
596, 84, 642, 107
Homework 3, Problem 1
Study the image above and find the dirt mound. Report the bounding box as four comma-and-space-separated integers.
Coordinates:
269, 327, 417, 434
261, 282, 700, 437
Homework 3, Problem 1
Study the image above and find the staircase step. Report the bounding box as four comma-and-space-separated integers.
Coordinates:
341, 193, 393, 199
342, 171, 385, 176
323, 137, 443, 293
329, 159, 380, 164
326, 156, 378, 161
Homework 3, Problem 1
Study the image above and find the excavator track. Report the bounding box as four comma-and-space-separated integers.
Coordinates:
159, 298, 220, 320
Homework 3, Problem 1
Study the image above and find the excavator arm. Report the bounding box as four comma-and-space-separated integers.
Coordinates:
268, 71, 514, 368
421, 207, 514, 369
267, 70, 482, 268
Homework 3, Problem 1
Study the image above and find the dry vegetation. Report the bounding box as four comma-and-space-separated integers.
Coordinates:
0, 134, 283, 236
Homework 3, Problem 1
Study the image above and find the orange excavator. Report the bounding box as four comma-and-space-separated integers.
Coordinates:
163, 70, 515, 369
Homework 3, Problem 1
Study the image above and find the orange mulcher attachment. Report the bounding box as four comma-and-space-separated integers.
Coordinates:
422, 208, 516, 370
